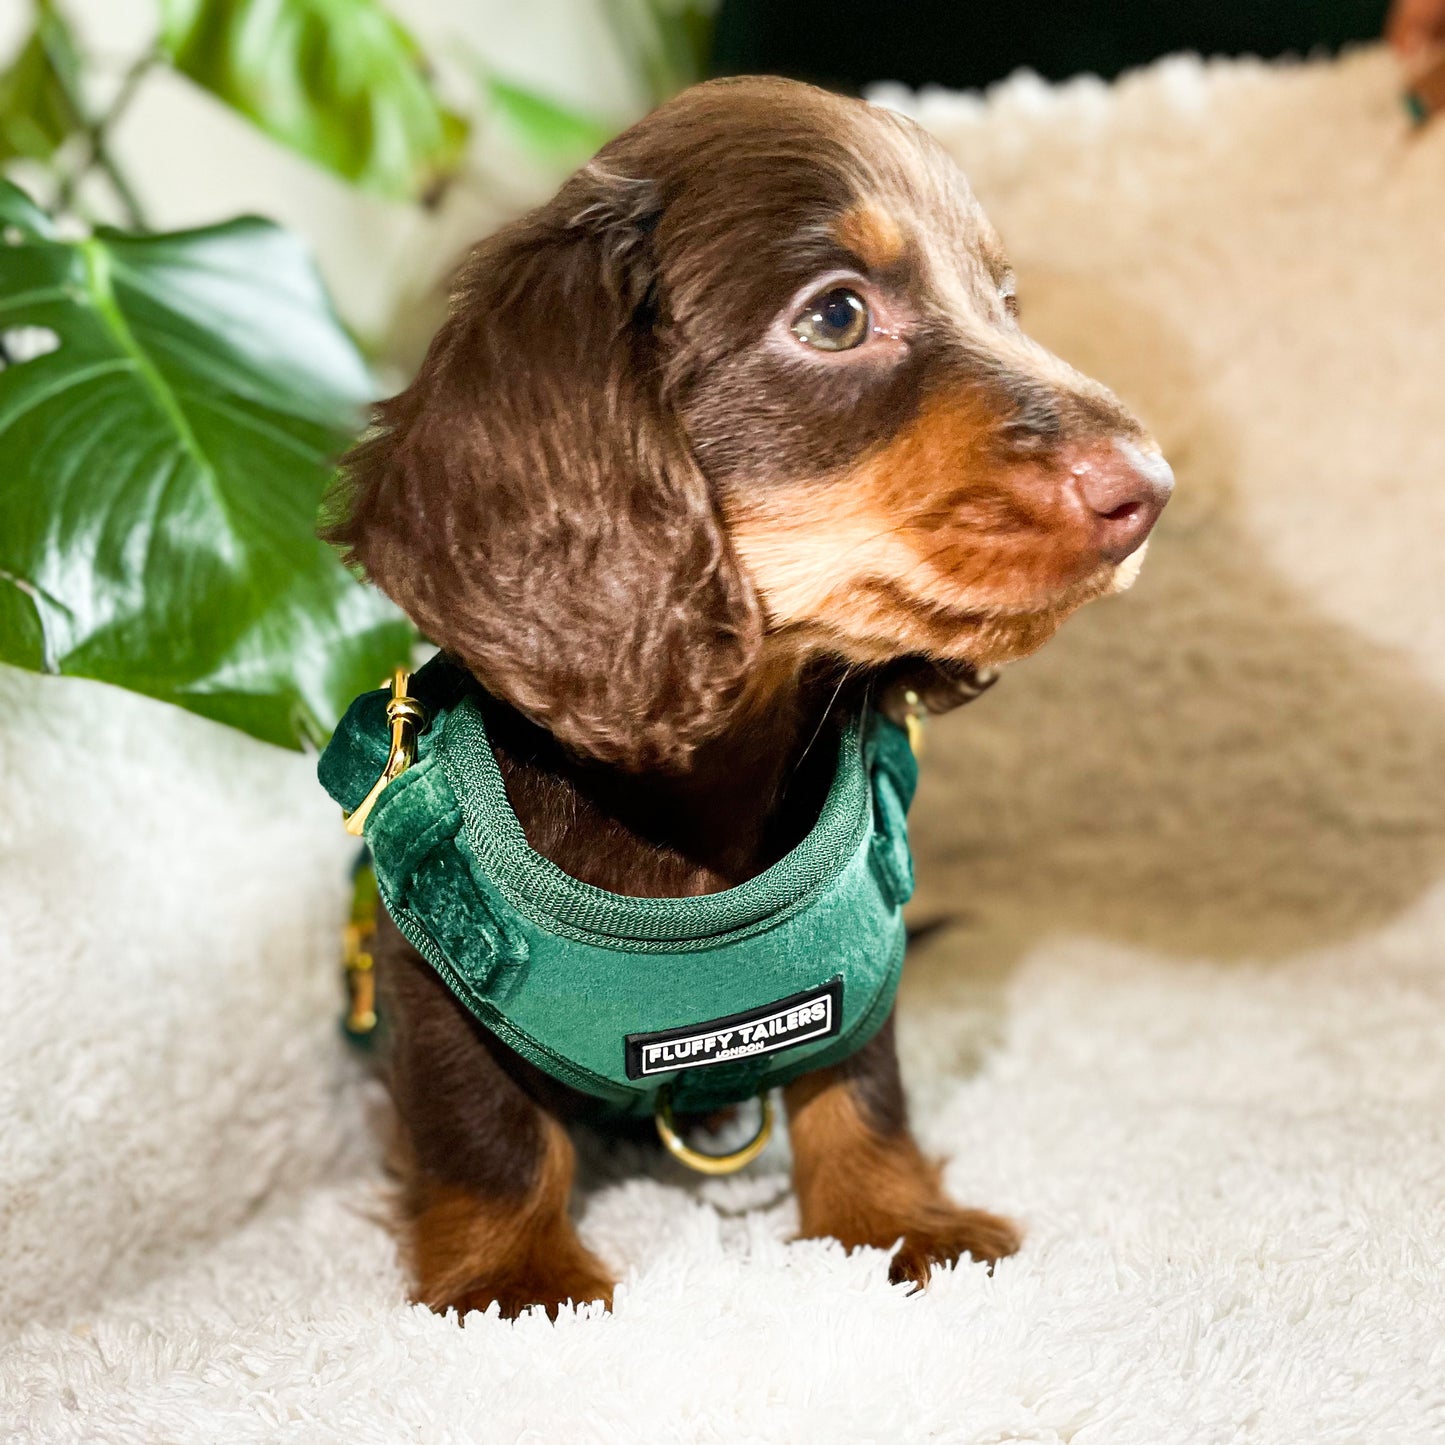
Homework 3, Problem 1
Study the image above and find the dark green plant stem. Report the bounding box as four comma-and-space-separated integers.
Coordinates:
53, 49, 154, 231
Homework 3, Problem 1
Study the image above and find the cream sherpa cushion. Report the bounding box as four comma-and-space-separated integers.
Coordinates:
2, 45, 1444, 1445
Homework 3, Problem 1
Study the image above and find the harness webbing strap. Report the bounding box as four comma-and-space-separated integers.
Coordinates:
319, 659, 917, 1117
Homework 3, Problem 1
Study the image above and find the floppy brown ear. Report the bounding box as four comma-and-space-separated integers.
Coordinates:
323, 169, 762, 772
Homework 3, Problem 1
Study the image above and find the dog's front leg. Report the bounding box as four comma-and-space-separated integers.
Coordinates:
377, 925, 614, 1320
785, 1018, 1021, 1287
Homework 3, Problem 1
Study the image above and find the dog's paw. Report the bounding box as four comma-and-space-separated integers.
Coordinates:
886, 1205, 1022, 1289
801, 1197, 1022, 1289
436, 1263, 615, 1323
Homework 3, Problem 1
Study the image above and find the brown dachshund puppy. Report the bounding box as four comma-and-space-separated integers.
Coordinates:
324, 76, 1171, 1319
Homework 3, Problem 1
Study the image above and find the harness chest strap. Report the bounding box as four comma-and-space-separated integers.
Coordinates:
324, 659, 922, 1172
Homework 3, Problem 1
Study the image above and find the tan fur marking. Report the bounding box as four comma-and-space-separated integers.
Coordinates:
786, 1069, 1020, 1285
408, 1116, 614, 1320
724, 389, 1120, 669
837, 202, 907, 269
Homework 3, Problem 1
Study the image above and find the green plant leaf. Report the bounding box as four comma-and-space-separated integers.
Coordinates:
0, 0, 87, 166
601, 0, 719, 105
483, 76, 614, 163
0, 179, 55, 235
0, 575, 47, 671
158, 0, 468, 202
0, 180, 412, 748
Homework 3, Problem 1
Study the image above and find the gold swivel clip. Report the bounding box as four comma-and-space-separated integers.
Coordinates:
344, 669, 425, 837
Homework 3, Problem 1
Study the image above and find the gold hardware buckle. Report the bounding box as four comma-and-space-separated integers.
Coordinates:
900, 688, 925, 757
344, 669, 425, 837
342, 927, 376, 1036
342, 863, 381, 1039
654, 1088, 775, 1175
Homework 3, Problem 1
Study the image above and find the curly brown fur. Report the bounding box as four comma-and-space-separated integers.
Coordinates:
324, 76, 1169, 1318
324, 182, 761, 774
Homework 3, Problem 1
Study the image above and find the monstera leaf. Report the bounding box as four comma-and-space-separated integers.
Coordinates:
482, 75, 613, 164
0, 181, 412, 749
158, 0, 468, 202
0, 1, 86, 166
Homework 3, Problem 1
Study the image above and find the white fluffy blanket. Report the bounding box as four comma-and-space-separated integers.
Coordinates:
4, 47, 1444, 1445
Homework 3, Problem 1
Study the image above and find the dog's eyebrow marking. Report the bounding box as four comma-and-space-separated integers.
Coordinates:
837, 203, 907, 272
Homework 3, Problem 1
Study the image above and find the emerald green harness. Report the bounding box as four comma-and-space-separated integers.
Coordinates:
318, 658, 918, 1120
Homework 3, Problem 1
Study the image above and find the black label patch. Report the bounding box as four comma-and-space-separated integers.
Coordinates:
624, 978, 843, 1080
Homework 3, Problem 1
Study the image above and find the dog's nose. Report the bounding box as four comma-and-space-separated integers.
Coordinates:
1072, 439, 1174, 564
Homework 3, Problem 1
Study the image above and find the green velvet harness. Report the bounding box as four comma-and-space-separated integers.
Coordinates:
318, 659, 918, 1118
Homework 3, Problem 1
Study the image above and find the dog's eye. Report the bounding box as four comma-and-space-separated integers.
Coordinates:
792, 287, 870, 351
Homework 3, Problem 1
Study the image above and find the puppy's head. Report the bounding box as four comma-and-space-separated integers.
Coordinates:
327, 77, 1170, 771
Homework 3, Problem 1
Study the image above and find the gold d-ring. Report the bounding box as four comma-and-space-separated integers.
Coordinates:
654, 1089, 775, 1175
